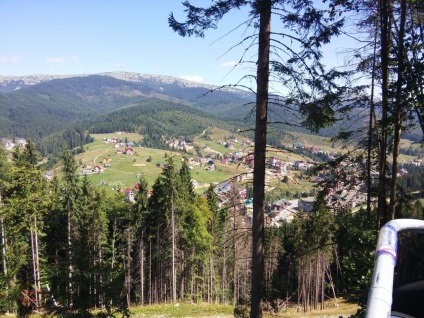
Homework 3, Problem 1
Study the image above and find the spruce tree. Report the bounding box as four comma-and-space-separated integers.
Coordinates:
170, 1, 348, 315
60, 146, 80, 308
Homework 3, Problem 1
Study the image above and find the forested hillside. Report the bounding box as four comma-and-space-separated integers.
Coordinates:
0, 73, 253, 139
2, 72, 403, 167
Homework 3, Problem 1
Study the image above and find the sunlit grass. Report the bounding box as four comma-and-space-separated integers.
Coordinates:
129, 302, 234, 317
0, 298, 359, 318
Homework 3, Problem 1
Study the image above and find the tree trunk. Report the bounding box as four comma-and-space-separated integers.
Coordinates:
251, 0, 271, 317
367, 23, 378, 215
140, 236, 144, 305
125, 228, 131, 307
30, 217, 41, 310
67, 210, 73, 308
389, 0, 407, 220
377, 0, 393, 227
171, 199, 177, 303
0, 225, 5, 276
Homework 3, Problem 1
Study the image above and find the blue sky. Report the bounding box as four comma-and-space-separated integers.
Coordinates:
1, 1, 352, 88
1, 0, 257, 86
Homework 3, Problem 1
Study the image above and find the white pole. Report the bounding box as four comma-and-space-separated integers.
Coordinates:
366, 219, 424, 318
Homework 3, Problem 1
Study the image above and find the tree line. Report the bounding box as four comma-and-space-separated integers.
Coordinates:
1, 141, 423, 317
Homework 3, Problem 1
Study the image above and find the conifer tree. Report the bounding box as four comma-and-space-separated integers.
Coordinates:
170, 2, 350, 316
133, 176, 149, 305
3, 142, 49, 312
179, 160, 194, 200
60, 146, 80, 308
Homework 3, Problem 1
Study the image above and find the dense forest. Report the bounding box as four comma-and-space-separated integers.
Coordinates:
0, 74, 253, 143
1, 141, 424, 317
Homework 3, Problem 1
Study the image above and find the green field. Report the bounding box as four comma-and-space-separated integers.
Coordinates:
71, 133, 245, 193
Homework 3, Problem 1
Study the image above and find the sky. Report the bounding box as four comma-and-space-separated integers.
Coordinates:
0, 0, 260, 87
0, 1, 354, 89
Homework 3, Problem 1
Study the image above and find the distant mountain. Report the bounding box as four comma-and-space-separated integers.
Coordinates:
0, 71, 392, 158
0, 72, 255, 141
0, 71, 253, 105
0, 72, 249, 95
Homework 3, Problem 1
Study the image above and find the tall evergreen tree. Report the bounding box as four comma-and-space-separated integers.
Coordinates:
0, 145, 11, 313
133, 176, 149, 305
3, 142, 49, 313
170, 1, 350, 316
60, 146, 80, 308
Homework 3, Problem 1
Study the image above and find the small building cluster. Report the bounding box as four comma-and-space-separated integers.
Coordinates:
0, 138, 27, 150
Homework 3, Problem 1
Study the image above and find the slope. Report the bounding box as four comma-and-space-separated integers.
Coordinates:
0, 73, 253, 140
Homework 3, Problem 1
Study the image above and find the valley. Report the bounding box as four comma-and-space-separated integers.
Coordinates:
1, 72, 423, 317
63, 129, 315, 195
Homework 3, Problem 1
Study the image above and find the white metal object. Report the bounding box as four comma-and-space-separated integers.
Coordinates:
366, 219, 424, 318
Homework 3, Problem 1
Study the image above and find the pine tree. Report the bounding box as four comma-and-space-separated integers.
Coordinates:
60, 146, 80, 308
3, 142, 49, 312
170, 2, 349, 315
133, 176, 149, 305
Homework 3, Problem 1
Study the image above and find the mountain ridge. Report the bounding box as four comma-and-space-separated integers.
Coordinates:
0, 71, 251, 97
0, 72, 255, 148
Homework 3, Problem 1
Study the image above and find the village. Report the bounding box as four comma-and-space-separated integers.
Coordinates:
1, 134, 423, 229
78, 134, 424, 228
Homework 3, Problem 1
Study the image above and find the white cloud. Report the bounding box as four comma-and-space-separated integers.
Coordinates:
220, 61, 237, 68
47, 57, 65, 64
0, 55, 20, 64
179, 75, 203, 83
70, 55, 80, 62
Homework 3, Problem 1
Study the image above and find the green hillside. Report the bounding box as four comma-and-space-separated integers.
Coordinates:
69, 133, 245, 193
0, 74, 253, 141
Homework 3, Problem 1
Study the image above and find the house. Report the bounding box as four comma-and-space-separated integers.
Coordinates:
269, 199, 298, 225
268, 156, 279, 167
93, 165, 103, 173
294, 160, 306, 170
125, 147, 134, 155
44, 170, 55, 181
218, 180, 232, 193
245, 154, 255, 168
206, 164, 216, 171
298, 197, 315, 212
116, 149, 122, 154
398, 168, 408, 177
0, 138, 14, 150
312, 176, 325, 183
125, 188, 135, 203
221, 157, 229, 165
277, 162, 288, 173
15, 139, 26, 146
411, 159, 422, 166
244, 198, 253, 217
191, 179, 199, 189
102, 157, 109, 164
239, 187, 247, 199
